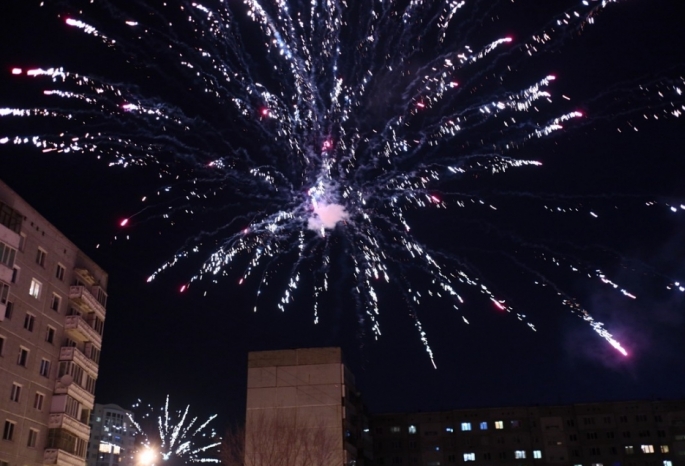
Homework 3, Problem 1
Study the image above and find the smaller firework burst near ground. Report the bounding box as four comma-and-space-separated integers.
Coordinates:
129, 395, 221, 464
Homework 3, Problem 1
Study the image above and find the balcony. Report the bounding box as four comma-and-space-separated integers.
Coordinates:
44, 449, 85, 466
69, 286, 106, 319
48, 413, 91, 441
59, 346, 98, 377
64, 315, 102, 347
53, 379, 95, 409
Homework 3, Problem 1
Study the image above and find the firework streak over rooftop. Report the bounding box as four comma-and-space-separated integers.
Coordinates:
1, 0, 684, 366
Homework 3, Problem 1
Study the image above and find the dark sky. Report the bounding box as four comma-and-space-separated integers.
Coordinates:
1, 0, 684, 429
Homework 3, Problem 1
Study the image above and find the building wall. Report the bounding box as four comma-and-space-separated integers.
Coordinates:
0, 179, 108, 466
246, 347, 368, 466
86, 404, 136, 466
371, 400, 685, 466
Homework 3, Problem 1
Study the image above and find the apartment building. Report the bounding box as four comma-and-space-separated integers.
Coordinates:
0, 179, 108, 466
246, 347, 372, 466
372, 400, 685, 466
86, 404, 136, 466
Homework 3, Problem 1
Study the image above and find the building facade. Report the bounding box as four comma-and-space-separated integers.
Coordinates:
0, 179, 108, 466
246, 347, 372, 466
372, 400, 685, 466
86, 404, 136, 466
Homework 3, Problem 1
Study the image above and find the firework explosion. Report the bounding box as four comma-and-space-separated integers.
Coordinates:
1, 0, 684, 366
130, 396, 221, 464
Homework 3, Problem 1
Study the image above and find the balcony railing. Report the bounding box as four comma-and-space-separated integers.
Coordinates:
59, 346, 98, 377
69, 286, 106, 319
48, 413, 91, 441
53, 379, 95, 409
64, 315, 102, 347
44, 449, 85, 466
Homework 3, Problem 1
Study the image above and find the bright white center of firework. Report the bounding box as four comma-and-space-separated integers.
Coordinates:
308, 202, 349, 232
306, 183, 349, 234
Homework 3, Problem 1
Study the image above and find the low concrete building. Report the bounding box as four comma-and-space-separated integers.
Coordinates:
246, 347, 371, 466
86, 404, 136, 466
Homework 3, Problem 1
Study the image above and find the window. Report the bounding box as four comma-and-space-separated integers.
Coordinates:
0, 241, 17, 268
480, 421, 488, 430
34, 392, 44, 410
446, 426, 454, 433
2, 420, 15, 440
664, 461, 673, 466
0, 283, 8, 305
567, 419, 576, 427
661, 445, 669, 453
39, 359, 51, 377
636, 415, 648, 422
570, 434, 578, 441
46, 326, 56, 344
511, 420, 520, 428
36, 248, 46, 267
463, 453, 475, 462
515, 451, 526, 459
56, 263, 65, 281
23, 313, 35, 332
590, 463, 603, 466
533, 450, 542, 459
10, 383, 21, 402
3, 301, 12, 320
495, 421, 504, 429
17, 347, 29, 366
658, 430, 666, 438
408, 425, 417, 434
19, 232, 27, 251
587, 432, 598, 440
11, 266, 19, 283
29, 278, 42, 299
390, 426, 401, 433
0, 335, 5, 356
642, 445, 655, 454
50, 294, 61, 312
606, 432, 615, 439
603, 416, 612, 424
461, 422, 471, 431
625, 446, 634, 455
620, 415, 628, 423
27, 428, 38, 447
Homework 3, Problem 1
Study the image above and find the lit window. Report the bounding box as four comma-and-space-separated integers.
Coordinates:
591, 464, 603, 466
29, 279, 42, 299
56, 263, 65, 281
533, 450, 542, 459
461, 423, 471, 431
390, 426, 401, 433
515, 451, 526, 459
495, 421, 504, 430
17, 347, 29, 366
50, 294, 61, 312
625, 446, 634, 455
27, 428, 38, 447
39, 359, 51, 377
2, 420, 15, 440
660, 445, 669, 453
34, 392, 45, 410
446, 427, 454, 433
642, 445, 655, 454
480, 422, 488, 430
23, 313, 35, 332
36, 248, 46, 267
664, 461, 673, 466
10, 383, 22, 402
463, 453, 475, 462
408, 425, 417, 434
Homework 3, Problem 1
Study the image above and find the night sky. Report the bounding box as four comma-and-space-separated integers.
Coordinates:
1, 0, 685, 429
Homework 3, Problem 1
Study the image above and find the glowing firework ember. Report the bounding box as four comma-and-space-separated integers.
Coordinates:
1, 0, 684, 366
130, 396, 221, 464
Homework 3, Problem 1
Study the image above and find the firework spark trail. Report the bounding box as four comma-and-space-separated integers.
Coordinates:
130, 396, 221, 463
1, 0, 684, 365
